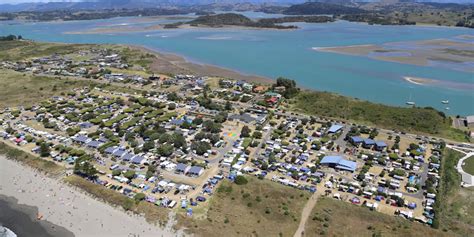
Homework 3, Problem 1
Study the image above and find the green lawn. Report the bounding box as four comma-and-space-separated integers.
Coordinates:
462, 156, 474, 176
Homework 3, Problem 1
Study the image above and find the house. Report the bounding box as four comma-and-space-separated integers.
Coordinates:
86, 140, 102, 149
266, 97, 278, 105
188, 166, 204, 177
72, 135, 90, 144
229, 113, 256, 124
131, 155, 145, 164
465, 115, 474, 128
121, 153, 134, 161
320, 156, 357, 172
79, 122, 93, 129
112, 148, 127, 158
349, 136, 363, 146
175, 163, 190, 174
375, 141, 387, 151
327, 124, 343, 134
362, 139, 375, 149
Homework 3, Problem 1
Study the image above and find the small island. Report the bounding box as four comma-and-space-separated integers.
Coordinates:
164, 13, 333, 30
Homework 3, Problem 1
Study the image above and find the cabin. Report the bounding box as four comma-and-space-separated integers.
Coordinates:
349, 136, 363, 146
188, 166, 204, 177
175, 163, 190, 174
375, 141, 387, 151
362, 139, 375, 149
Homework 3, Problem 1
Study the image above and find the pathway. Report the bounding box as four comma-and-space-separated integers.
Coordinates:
293, 193, 320, 237
448, 145, 474, 187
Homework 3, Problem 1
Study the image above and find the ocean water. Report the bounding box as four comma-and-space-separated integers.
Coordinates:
0, 14, 473, 115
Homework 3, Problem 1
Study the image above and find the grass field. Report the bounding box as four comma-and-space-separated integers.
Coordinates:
304, 197, 451, 237
64, 175, 170, 226
176, 176, 310, 237
0, 70, 94, 108
434, 149, 474, 236
0, 141, 64, 176
462, 156, 474, 176
291, 91, 469, 142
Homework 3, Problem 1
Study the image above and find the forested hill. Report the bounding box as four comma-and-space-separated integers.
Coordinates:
283, 2, 366, 15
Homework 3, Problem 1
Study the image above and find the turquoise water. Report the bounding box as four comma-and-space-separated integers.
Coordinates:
1, 15, 473, 115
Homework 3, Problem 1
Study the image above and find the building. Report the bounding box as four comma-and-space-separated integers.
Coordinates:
320, 156, 357, 172
466, 115, 474, 128
362, 139, 375, 149
188, 166, 204, 177
375, 141, 387, 151
175, 163, 190, 174
328, 124, 343, 134
349, 136, 363, 146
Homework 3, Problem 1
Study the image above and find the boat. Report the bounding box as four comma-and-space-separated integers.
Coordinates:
445, 107, 450, 110
0, 226, 17, 237
441, 100, 449, 104
406, 93, 415, 106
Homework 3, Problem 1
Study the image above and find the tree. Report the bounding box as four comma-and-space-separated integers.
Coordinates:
112, 170, 121, 176
157, 144, 174, 157
124, 170, 136, 179
146, 164, 157, 179
241, 125, 251, 138
134, 193, 146, 202
142, 141, 155, 152
225, 101, 233, 111
191, 141, 211, 155
168, 103, 176, 110
234, 175, 248, 185
40, 143, 50, 157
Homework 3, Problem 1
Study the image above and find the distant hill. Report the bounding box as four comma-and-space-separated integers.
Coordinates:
283, 2, 366, 15
190, 13, 253, 25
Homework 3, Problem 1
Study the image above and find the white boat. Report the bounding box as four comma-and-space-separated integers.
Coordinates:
445, 107, 450, 110
0, 226, 17, 237
441, 100, 449, 104
406, 93, 415, 106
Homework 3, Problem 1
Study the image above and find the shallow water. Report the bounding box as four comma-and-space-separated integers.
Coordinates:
1, 15, 473, 115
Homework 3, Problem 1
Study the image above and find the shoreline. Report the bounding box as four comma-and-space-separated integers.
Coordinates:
0, 155, 185, 237
0, 194, 74, 237
130, 44, 275, 85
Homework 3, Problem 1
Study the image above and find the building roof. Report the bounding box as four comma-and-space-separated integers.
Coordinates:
375, 141, 387, 147
122, 153, 134, 161
229, 113, 256, 124
86, 140, 102, 148
105, 146, 117, 154
176, 163, 188, 172
350, 136, 363, 143
320, 156, 357, 172
131, 155, 144, 164
73, 135, 89, 143
466, 115, 474, 124
113, 149, 126, 157
188, 166, 203, 174
328, 124, 343, 133
363, 139, 375, 145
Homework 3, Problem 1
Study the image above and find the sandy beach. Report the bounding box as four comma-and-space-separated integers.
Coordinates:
313, 37, 474, 73
131, 45, 274, 85
0, 156, 186, 237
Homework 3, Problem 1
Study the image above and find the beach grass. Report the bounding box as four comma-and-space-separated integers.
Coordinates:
0, 141, 64, 176
304, 197, 451, 237
64, 175, 169, 226
433, 149, 474, 236
291, 91, 469, 142
176, 176, 310, 237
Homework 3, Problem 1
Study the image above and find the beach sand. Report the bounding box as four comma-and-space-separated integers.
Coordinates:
0, 156, 186, 237
313, 37, 474, 72
133, 45, 274, 85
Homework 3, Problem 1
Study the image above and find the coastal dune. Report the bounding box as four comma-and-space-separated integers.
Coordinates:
0, 156, 185, 237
